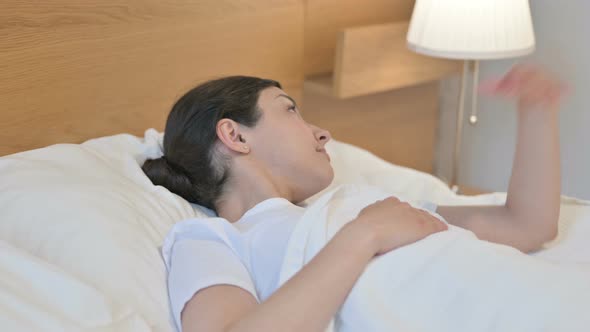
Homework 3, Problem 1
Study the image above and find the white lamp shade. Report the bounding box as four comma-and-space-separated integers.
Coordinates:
407, 0, 535, 60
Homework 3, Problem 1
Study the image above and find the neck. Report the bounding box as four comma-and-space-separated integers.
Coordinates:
215, 161, 292, 223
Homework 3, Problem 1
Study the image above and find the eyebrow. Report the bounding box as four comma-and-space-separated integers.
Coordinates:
275, 94, 298, 108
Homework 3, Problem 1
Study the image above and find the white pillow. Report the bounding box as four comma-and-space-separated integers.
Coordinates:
318, 140, 507, 207
316, 140, 455, 204
0, 129, 195, 331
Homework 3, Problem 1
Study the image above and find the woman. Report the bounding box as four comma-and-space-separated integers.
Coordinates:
144, 65, 566, 332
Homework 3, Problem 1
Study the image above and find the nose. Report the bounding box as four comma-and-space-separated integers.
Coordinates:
311, 124, 331, 146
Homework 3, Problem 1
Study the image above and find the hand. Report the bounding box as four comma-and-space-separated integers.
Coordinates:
478, 64, 569, 111
351, 197, 448, 256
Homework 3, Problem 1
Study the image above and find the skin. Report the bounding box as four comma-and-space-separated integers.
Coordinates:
183, 64, 567, 332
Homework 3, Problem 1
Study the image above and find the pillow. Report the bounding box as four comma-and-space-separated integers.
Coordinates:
318, 140, 507, 207
0, 129, 193, 331
0, 239, 151, 331
315, 140, 454, 204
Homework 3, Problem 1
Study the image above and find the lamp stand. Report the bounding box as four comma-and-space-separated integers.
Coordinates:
450, 60, 480, 193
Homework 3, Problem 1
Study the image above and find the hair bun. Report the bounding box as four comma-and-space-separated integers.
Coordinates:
142, 156, 195, 202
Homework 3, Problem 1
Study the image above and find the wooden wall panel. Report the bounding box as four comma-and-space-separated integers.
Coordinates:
0, 0, 304, 155
333, 22, 461, 98
304, 0, 415, 75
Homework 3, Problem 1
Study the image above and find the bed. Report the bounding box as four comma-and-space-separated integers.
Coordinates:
1, 1, 589, 331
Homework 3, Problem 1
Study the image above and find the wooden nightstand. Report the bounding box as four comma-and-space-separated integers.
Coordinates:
457, 185, 489, 196
305, 20, 461, 99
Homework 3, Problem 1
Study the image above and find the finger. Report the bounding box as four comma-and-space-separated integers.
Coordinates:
496, 68, 551, 100
370, 198, 386, 206
499, 65, 537, 93
386, 196, 401, 203
478, 79, 502, 95
422, 212, 447, 231
521, 76, 562, 106
559, 81, 571, 95
504, 71, 534, 96
418, 209, 437, 221
519, 78, 551, 101
478, 73, 525, 98
478, 64, 537, 96
497, 65, 525, 90
428, 218, 445, 233
419, 213, 441, 228
517, 66, 562, 94
426, 220, 446, 233
508, 63, 538, 82
547, 86, 566, 105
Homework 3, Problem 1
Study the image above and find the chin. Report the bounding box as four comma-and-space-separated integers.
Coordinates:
312, 167, 335, 195
324, 165, 335, 186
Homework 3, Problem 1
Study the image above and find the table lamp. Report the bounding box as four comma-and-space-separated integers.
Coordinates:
406, 0, 536, 192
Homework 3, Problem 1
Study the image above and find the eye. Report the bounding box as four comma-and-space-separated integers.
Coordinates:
287, 104, 297, 113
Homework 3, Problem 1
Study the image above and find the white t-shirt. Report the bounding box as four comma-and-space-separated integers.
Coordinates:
161, 197, 305, 331
161, 193, 438, 331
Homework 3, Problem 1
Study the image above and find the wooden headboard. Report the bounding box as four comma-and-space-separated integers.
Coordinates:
1, 0, 446, 174
0, 0, 304, 156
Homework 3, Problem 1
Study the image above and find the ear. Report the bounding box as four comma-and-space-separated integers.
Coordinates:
216, 118, 250, 154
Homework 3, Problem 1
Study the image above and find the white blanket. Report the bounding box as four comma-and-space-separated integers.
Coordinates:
279, 184, 590, 332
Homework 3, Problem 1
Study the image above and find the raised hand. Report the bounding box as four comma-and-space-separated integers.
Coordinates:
478, 64, 569, 111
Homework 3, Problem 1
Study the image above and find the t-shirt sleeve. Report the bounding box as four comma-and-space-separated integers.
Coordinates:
167, 238, 259, 331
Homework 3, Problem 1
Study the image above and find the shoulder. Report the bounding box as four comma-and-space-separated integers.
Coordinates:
164, 221, 260, 331
162, 217, 240, 270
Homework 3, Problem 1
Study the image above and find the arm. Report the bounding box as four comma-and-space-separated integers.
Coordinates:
183, 197, 447, 332
437, 65, 566, 253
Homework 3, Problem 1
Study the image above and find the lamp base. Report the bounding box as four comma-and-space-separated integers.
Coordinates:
449, 59, 480, 192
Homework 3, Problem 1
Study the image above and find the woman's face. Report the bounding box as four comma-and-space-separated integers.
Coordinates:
244, 86, 334, 202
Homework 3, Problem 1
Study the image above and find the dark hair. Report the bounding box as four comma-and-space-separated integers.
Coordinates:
142, 76, 281, 211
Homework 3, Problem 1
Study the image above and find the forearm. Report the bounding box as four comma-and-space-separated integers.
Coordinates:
506, 106, 560, 236
437, 108, 561, 251
227, 220, 376, 332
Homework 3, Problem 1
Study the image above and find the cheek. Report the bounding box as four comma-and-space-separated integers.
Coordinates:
265, 143, 317, 180
254, 133, 307, 173
265, 129, 314, 163
252, 120, 326, 178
